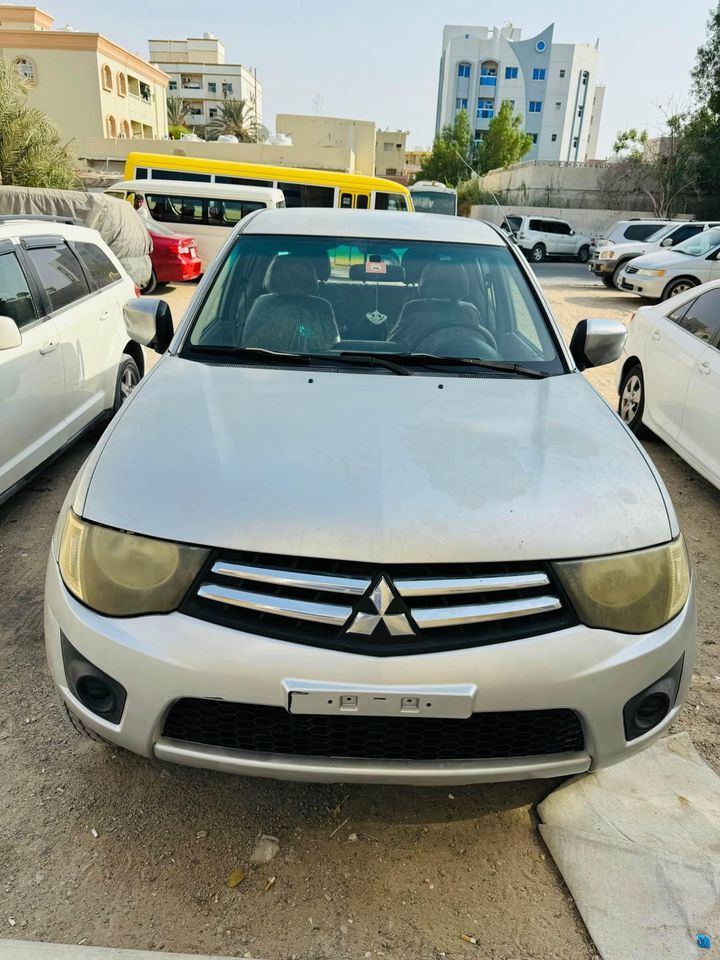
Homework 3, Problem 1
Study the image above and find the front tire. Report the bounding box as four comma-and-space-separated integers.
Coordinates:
530, 243, 546, 263
612, 260, 630, 288
113, 355, 140, 413
618, 364, 649, 437
577, 245, 590, 263
601, 275, 616, 288
662, 277, 697, 301
141, 269, 158, 295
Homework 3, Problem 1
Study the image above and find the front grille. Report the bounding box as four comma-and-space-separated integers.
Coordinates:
180, 551, 577, 656
163, 699, 585, 760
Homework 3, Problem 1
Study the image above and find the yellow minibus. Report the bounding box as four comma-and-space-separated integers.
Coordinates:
124, 152, 413, 212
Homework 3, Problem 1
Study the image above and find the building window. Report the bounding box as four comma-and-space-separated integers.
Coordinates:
457, 62, 471, 78
169, 80, 177, 91
117, 72, 127, 97
208, 82, 217, 93
551, 133, 558, 142
139, 81, 151, 103
106, 115, 117, 138
474, 129, 486, 141
121, 120, 131, 138
532, 68, 546, 80
209, 107, 218, 118
531, 134, 538, 144
582, 73, 589, 85
15, 57, 35, 82
578, 106, 584, 117
555, 101, 561, 110
479, 61, 498, 86
221, 81, 233, 96
455, 97, 468, 110
559, 69, 566, 78
383, 142, 394, 152
102, 64, 112, 91
529, 100, 542, 113
464, 33, 470, 39
477, 98, 494, 119
504, 66, 518, 79
506, 100, 515, 109
573, 137, 579, 148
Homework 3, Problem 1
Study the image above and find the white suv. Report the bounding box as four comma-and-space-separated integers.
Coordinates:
0, 217, 142, 504
513, 216, 592, 263
591, 221, 713, 288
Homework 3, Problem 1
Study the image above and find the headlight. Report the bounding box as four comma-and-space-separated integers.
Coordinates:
599, 250, 616, 260
637, 268, 666, 277
554, 537, 690, 633
58, 511, 209, 616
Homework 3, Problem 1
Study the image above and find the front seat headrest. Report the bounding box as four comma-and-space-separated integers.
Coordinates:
418, 262, 469, 300
264, 257, 318, 296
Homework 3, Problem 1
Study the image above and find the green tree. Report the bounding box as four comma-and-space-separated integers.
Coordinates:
206, 98, 259, 142
612, 127, 649, 160
168, 123, 191, 140
418, 110, 475, 186
692, 2, 720, 116
476, 101, 533, 174
0, 58, 78, 189
166, 96, 189, 127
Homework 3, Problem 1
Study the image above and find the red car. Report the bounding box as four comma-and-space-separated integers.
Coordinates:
143, 221, 202, 293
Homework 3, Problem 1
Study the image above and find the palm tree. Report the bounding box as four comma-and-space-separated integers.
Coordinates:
206, 98, 258, 142
166, 95, 189, 126
0, 58, 77, 189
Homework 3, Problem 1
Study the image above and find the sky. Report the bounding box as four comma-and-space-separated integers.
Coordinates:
43, 1, 714, 157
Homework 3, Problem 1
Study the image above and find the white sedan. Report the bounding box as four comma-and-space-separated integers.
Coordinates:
617, 279, 720, 489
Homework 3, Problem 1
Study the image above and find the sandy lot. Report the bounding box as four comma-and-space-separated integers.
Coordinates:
0, 270, 717, 960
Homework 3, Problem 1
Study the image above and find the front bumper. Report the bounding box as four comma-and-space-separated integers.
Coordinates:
589, 257, 617, 276
616, 271, 666, 299
45, 554, 697, 785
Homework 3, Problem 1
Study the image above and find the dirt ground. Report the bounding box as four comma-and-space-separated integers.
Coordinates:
1, 272, 718, 960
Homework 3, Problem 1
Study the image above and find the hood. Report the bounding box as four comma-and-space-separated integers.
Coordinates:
81, 357, 672, 564
624, 249, 694, 271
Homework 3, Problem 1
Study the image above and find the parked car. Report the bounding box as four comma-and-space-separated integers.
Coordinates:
45, 209, 695, 785
0, 218, 142, 505
590, 219, 673, 252
618, 278, 720, 489
590, 221, 714, 288
513, 216, 592, 263
616, 226, 720, 300
144, 221, 201, 294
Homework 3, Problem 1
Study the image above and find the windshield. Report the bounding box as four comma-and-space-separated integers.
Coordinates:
410, 191, 458, 216
672, 226, 720, 257
183, 235, 564, 374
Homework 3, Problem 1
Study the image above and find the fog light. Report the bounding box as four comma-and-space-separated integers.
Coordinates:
61, 634, 126, 724
623, 656, 684, 741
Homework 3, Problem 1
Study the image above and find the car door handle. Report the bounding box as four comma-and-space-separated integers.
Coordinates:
39, 340, 59, 355
99, 310, 111, 321
651, 328, 661, 340
698, 360, 711, 375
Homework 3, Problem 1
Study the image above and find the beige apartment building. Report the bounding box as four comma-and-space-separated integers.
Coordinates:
149, 34, 262, 132
276, 114, 407, 178
0, 4, 169, 140
375, 129, 408, 178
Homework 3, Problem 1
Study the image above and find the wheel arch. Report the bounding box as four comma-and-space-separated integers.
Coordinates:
662, 275, 700, 300
618, 355, 642, 395
122, 340, 145, 377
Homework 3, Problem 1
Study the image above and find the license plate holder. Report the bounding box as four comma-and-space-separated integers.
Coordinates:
285, 681, 476, 719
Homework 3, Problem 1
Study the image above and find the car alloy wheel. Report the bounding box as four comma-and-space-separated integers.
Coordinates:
531, 244, 545, 262
120, 365, 138, 402
664, 279, 695, 300
620, 374, 642, 424
577, 245, 590, 263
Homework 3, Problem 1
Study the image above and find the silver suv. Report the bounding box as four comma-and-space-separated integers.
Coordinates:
45, 209, 695, 785
513, 216, 592, 263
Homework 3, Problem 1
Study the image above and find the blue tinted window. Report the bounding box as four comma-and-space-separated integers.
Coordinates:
457, 63, 471, 78
529, 100, 542, 113
479, 76, 497, 86
532, 68, 546, 80
504, 66, 518, 79
455, 97, 468, 110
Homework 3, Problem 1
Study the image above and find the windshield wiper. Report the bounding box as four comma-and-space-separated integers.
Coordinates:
390, 354, 551, 379
187, 344, 411, 375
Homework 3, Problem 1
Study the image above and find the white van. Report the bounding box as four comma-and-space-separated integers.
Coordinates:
105, 180, 286, 269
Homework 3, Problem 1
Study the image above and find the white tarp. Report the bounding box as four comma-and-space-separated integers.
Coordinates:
538, 733, 720, 959
0, 186, 151, 287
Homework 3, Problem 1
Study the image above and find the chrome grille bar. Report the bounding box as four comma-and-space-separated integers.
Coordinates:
412, 595, 562, 629
197, 583, 353, 626
211, 561, 371, 596
395, 571, 549, 597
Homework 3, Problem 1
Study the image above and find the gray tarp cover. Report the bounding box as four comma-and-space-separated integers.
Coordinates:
538, 733, 720, 959
0, 186, 151, 286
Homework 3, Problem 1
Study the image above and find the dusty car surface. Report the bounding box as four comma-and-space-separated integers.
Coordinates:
45, 209, 695, 784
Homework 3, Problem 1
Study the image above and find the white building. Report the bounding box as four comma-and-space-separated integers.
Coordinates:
148, 33, 262, 132
436, 24, 604, 162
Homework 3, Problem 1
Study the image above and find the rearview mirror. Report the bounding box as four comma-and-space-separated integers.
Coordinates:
123, 298, 174, 354
570, 318, 627, 371
0, 315, 22, 351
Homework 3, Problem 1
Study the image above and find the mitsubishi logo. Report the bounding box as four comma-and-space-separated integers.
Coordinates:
346, 576, 415, 637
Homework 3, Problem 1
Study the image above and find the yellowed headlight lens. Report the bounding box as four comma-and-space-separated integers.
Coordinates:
554, 536, 690, 633
58, 511, 208, 616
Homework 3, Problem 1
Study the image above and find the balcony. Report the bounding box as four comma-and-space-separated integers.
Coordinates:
181, 76, 203, 90
479, 76, 497, 86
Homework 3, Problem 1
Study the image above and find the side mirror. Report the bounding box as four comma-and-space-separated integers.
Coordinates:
123, 298, 174, 354
570, 229, 576, 236
570, 318, 627, 371
661, 237, 674, 247
0, 315, 22, 351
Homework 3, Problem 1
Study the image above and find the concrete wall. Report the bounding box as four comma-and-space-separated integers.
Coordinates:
375, 130, 407, 177
276, 114, 376, 175
73, 137, 356, 175
471, 203, 655, 237
480, 160, 637, 209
